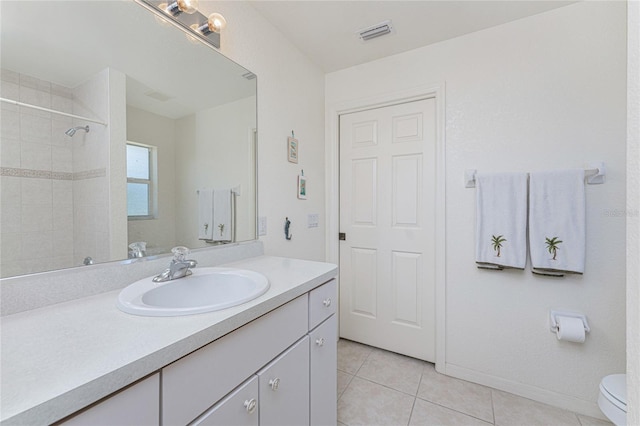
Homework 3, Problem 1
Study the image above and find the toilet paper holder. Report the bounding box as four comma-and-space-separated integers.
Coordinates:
549, 310, 590, 334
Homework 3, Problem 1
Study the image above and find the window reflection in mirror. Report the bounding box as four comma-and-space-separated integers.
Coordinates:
126, 143, 155, 219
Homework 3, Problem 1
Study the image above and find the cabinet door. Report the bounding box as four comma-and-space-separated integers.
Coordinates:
258, 337, 310, 426
310, 315, 337, 426
61, 374, 159, 426
191, 376, 259, 426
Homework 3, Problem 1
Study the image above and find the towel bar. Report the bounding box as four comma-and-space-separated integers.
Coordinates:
196, 185, 242, 195
464, 162, 606, 188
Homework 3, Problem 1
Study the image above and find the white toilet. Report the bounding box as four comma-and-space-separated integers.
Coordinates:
598, 374, 627, 426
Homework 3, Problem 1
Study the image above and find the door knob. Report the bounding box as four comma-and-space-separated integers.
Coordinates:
269, 378, 280, 391
244, 398, 257, 414
316, 337, 325, 346
323, 298, 331, 307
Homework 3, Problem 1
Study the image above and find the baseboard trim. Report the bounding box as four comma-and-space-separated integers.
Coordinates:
443, 363, 607, 420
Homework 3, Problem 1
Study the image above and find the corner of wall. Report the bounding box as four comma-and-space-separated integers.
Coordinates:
626, 0, 640, 423
107, 68, 128, 261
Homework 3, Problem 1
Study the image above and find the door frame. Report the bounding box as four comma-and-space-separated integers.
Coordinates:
325, 83, 447, 371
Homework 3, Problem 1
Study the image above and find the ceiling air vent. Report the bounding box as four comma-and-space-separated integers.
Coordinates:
357, 20, 394, 41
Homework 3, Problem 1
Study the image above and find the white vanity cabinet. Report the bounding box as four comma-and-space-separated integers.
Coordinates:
192, 337, 310, 426
167, 279, 337, 426
258, 336, 310, 425
60, 373, 159, 425
162, 295, 308, 425
190, 337, 309, 426
191, 376, 259, 426
60, 279, 337, 426
308, 279, 336, 330
308, 279, 338, 426
310, 315, 338, 426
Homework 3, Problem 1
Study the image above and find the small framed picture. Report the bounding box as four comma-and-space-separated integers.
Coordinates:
287, 136, 298, 163
297, 174, 307, 199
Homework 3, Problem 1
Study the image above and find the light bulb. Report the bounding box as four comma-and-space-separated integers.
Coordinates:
177, 0, 198, 14
165, 0, 198, 16
206, 12, 227, 33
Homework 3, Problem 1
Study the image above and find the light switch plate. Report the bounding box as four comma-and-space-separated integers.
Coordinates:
308, 213, 319, 228
258, 216, 267, 236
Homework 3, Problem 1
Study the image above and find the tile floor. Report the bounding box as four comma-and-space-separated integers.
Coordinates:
336, 339, 613, 426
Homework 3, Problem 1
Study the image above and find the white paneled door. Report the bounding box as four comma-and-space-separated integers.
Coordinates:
339, 98, 436, 362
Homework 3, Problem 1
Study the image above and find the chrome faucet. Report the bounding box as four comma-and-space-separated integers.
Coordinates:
128, 241, 147, 259
152, 246, 197, 283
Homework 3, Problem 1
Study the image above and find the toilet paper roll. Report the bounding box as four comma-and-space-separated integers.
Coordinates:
556, 316, 586, 343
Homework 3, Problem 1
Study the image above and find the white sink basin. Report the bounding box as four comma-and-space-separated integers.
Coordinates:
117, 267, 270, 316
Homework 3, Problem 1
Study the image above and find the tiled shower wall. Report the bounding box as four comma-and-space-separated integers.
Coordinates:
71, 69, 111, 268
0, 68, 110, 277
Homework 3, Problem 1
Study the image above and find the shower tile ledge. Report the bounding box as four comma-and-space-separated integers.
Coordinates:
0, 255, 337, 426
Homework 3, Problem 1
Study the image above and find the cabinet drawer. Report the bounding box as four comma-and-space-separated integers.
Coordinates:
310, 316, 337, 426
61, 374, 159, 426
308, 280, 336, 330
191, 376, 259, 426
257, 337, 309, 426
162, 296, 308, 426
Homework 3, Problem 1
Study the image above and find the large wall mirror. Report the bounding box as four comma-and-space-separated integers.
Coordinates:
0, 1, 258, 278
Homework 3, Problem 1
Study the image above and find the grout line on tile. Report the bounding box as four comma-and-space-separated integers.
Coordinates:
352, 345, 374, 377
355, 375, 422, 398
416, 367, 425, 393
407, 396, 417, 426
490, 386, 496, 424
414, 395, 495, 425
337, 373, 355, 401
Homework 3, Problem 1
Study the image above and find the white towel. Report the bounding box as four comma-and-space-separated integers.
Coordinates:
475, 172, 528, 270
212, 189, 232, 242
529, 169, 585, 276
198, 189, 213, 240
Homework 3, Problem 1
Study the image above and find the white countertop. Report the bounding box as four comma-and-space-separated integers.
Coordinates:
0, 256, 337, 425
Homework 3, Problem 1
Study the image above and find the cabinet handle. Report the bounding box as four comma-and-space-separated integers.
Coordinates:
315, 337, 325, 347
244, 398, 257, 414
322, 298, 331, 308
269, 378, 280, 391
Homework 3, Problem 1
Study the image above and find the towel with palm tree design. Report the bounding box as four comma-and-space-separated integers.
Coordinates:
529, 170, 585, 276
475, 172, 528, 270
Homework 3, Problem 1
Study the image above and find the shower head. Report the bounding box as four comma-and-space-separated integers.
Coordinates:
65, 125, 90, 137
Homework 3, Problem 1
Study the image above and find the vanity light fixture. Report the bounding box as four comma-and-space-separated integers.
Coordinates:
163, 0, 198, 16
137, 0, 225, 49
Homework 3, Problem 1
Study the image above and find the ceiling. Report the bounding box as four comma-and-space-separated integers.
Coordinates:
247, 1, 576, 73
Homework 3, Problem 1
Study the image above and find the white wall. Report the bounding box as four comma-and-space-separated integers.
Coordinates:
199, 1, 326, 261
126, 106, 177, 254
627, 0, 640, 423
174, 96, 256, 248
326, 1, 626, 417
73, 69, 114, 265
107, 69, 128, 261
